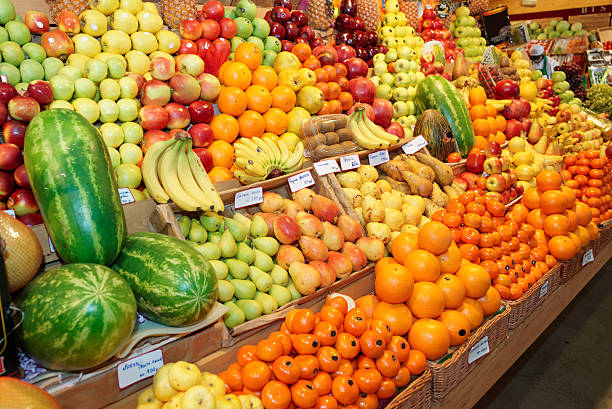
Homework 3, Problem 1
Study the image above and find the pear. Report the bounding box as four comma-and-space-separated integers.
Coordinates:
287, 281, 301, 301
177, 215, 191, 238
196, 242, 221, 260
200, 212, 223, 231
225, 259, 250, 279
235, 300, 263, 321
250, 214, 268, 238
223, 301, 245, 328
269, 284, 291, 306
188, 219, 208, 243
254, 291, 278, 314
233, 212, 251, 230
236, 242, 255, 265
217, 280, 235, 302
253, 237, 280, 256
270, 265, 289, 286
219, 230, 237, 258
288, 262, 321, 295
209, 260, 228, 279
253, 249, 274, 272
208, 231, 222, 244
224, 217, 248, 242
248, 266, 274, 292
230, 279, 256, 299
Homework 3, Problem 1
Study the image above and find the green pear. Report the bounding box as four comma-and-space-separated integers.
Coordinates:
219, 230, 237, 258
224, 217, 248, 242
19, 59, 44, 83
236, 242, 255, 265
250, 214, 268, 238
253, 237, 280, 256
235, 299, 263, 321
22, 43, 46, 63
223, 301, 245, 328
0, 63, 20, 85
42, 57, 64, 80
233, 212, 251, 230
230, 279, 256, 299
248, 266, 273, 292
208, 231, 222, 244
0, 41, 24, 67
188, 219, 208, 243
270, 265, 289, 286
254, 291, 278, 314
177, 215, 191, 237
218, 280, 235, 302
268, 284, 291, 307
225, 259, 250, 279
209, 260, 228, 280
200, 212, 223, 231
196, 242, 221, 260
6, 21, 31, 46
253, 249, 274, 272
287, 281, 301, 301
0, 27, 8, 44
0, 0, 15, 25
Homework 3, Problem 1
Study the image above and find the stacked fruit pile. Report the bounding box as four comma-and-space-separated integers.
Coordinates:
334, 0, 381, 65
554, 63, 586, 101
450, 6, 485, 64
379, 0, 421, 58
466, 85, 508, 148
418, 8, 460, 63
528, 20, 588, 40
262, 0, 320, 52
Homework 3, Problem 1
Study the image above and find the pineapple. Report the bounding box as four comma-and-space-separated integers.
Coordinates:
47, 0, 89, 21
399, 0, 418, 29
468, 0, 488, 16
159, 0, 196, 29
307, 0, 335, 30
356, 0, 380, 32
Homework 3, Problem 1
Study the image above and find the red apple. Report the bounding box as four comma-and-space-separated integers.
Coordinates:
504, 118, 523, 139
335, 44, 356, 64
202, 0, 225, 20
0, 170, 14, 200
25, 10, 50, 34
138, 105, 169, 130
17, 212, 43, 226
169, 73, 201, 105
299, 26, 315, 43
0, 104, 6, 128
41, 30, 74, 60
291, 10, 308, 27
2, 120, 26, 148
201, 19, 221, 41
195, 38, 212, 60
348, 77, 375, 103
494, 79, 520, 99
13, 164, 29, 188
178, 39, 197, 55
193, 148, 214, 172
7, 188, 38, 216
344, 57, 368, 79
179, 19, 202, 40
219, 18, 237, 39
371, 98, 393, 128
165, 102, 191, 129
270, 22, 286, 40
189, 123, 214, 148
56, 11, 80, 35
313, 45, 337, 66
26, 80, 53, 106
347, 103, 374, 121
141, 80, 171, 106
126, 72, 146, 93
465, 151, 485, 173
8, 96, 39, 122
280, 40, 294, 52
188, 100, 214, 123
0, 83, 17, 106
271, 6, 291, 23
0, 143, 22, 171
142, 130, 171, 153
385, 122, 405, 139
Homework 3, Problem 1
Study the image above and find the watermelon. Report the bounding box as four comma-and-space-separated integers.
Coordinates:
415, 76, 475, 157
18, 263, 136, 371
112, 232, 218, 327
24, 109, 126, 265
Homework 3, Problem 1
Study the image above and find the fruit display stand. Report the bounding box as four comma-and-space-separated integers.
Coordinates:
385, 368, 432, 409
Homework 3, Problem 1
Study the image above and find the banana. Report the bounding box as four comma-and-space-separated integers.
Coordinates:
240, 138, 275, 166
361, 111, 400, 144
253, 137, 279, 165
233, 145, 269, 170
349, 112, 385, 150
282, 141, 304, 172
234, 169, 267, 184
159, 140, 200, 211
262, 136, 283, 164
177, 141, 216, 212
187, 146, 224, 213
234, 157, 267, 178
277, 138, 291, 164
142, 138, 177, 204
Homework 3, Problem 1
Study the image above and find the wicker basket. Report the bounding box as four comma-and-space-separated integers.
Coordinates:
559, 248, 585, 283
385, 369, 432, 409
506, 264, 561, 329
429, 305, 510, 400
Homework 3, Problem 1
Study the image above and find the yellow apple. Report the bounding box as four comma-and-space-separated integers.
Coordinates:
131, 31, 158, 54
73, 33, 102, 57
125, 50, 150, 74
296, 85, 324, 114
153, 363, 179, 402
90, 0, 119, 15
168, 361, 201, 391
156, 30, 180, 54
96, 52, 127, 68
119, 0, 143, 14
181, 385, 215, 409
101, 30, 131, 55
79, 9, 108, 37
137, 10, 164, 33
110, 8, 139, 34
142, 2, 159, 13
66, 53, 90, 73
273, 51, 301, 73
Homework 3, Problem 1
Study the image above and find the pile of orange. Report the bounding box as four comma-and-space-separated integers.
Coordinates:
562, 150, 612, 223
468, 86, 507, 149
217, 296, 427, 409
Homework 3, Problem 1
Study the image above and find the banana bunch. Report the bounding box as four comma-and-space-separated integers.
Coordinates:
486, 99, 513, 111
530, 97, 554, 115
349, 109, 400, 150
233, 136, 305, 184
142, 137, 224, 212
453, 76, 480, 105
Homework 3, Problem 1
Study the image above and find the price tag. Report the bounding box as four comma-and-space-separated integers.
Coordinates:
234, 187, 263, 209
582, 249, 594, 266
313, 159, 340, 176
340, 154, 360, 171
539, 281, 549, 298
401, 135, 428, 155
118, 187, 135, 205
0, 75, 7, 83
368, 150, 390, 167
467, 336, 490, 364
49, 237, 55, 253
117, 349, 164, 389
328, 292, 356, 311
2, 209, 15, 218
288, 170, 315, 193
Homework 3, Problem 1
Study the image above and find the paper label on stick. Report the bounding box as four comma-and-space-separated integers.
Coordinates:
468, 336, 490, 364
234, 187, 263, 209
340, 154, 360, 171
2, 209, 15, 218
368, 150, 390, 166
582, 249, 594, 266
401, 135, 428, 155
118, 188, 135, 205
328, 292, 356, 311
539, 281, 549, 298
314, 159, 341, 176
288, 171, 315, 193
117, 349, 164, 389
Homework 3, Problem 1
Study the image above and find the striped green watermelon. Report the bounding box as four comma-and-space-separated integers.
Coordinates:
415, 76, 475, 157
112, 232, 218, 327
24, 109, 126, 265
17, 264, 136, 371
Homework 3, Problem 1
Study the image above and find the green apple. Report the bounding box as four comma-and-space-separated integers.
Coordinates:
0, 0, 16, 25
136, 10, 163, 33
95, 52, 127, 68
121, 121, 143, 144
42, 57, 65, 80
14, 82, 28, 93
0, 27, 8, 44
49, 100, 74, 110
84, 58, 108, 82
100, 122, 124, 147
235, 0, 256, 20
106, 57, 126, 78
49, 75, 74, 100
246, 36, 264, 52
119, 0, 143, 15
101, 30, 131, 55
73, 33, 102, 57
19, 59, 44, 83
115, 163, 141, 188
118, 77, 137, 100
0, 41, 25, 67
74, 77, 97, 99
117, 98, 139, 122
156, 30, 180, 54
100, 78, 121, 100
58, 65, 83, 81
234, 17, 253, 39
119, 142, 143, 165
264, 36, 281, 53
111, 9, 138, 34
66, 53, 90, 73
261, 50, 277, 67
6, 21, 31, 46
80, 9, 108, 37
125, 50, 150, 75
130, 31, 157, 54
72, 97, 100, 123
21, 43, 46, 63
230, 36, 245, 52
0, 62, 20, 85
98, 98, 120, 122
251, 18, 269, 39
224, 8, 236, 18
107, 147, 120, 168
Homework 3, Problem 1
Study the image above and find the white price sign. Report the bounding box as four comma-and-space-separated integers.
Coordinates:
582, 249, 594, 266
539, 281, 549, 298
401, 135, 428, 155
0, 75, 7, 83
339, 154, 360, 171
467, 336, 490, 364
234, 187, 263, 209
117, 349, 164, 389
118, 187, 135, 205
313, 159, 341, 176
368, 150, 390, 166
288, 171, 315, 193
2, 209, 15, 218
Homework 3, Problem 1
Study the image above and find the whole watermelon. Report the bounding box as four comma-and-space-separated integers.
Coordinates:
24, 109, 126, 265
112, 232, 218, 327
18, 264, 136, 371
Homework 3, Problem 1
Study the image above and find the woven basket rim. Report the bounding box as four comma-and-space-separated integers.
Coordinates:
385, 368, 432, 408
506, 263, 561, 306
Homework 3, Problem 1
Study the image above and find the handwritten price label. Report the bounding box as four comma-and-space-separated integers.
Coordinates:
340, 154, 360, 171
582, 249, 594, 266
368, 150, 390, 166
468, 336, 490, 364
118, 188, 135, 205
2, 209, 15, 218
288, 171, 315, 193
117, 349, 164, 389
234, 187, 263, 209
401, 135, 428, 155
539, 281, 549, 298
313, 159, 341, 176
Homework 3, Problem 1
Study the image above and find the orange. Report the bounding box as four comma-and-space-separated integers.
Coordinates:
245, 85, 272, 113
543, 213, 569, 237
548, 235, 576, 261
390, 233, 419, 264
406, 282, 445, 319
338, 92, 353, 111
536, 169, 562, 191
418, 221, 452, 255
270, 85, 297, 112
575, 225, 590, 247
374, 257, 399, 276
328, 82, 341, 100
234, 42, 262, 70
221, 61, 252, 90
407, 318, 450, 360
208, 166, 233, 183
486, 104, 497, 117
522, 188, 541, 209
372, 302, 413, 336
455, 263, 490, 299
473, 135, 487, 150
403, 249, 440, 282
210, 114, 239, 143
494, 115, 506, 132
472, 118, 491, 137
251, 66, 278, 91
468, 86, 487, 106
469, 104, 488, 120
263, 108, 289, 135
575, 202, 592, 226
477, 286, 502, 315
527, 209, 546, 229
435, 273, 466, 309
540, 190, 568, 215
375, 263, 414, 304
237, 110, 266, 139
218, 86, 247, 116
292, 42, 312, 62
457, 299, 484, 330
561, 186, 576, 208
437, 242, 462, 274
209, 139, 235, 168
438, 310, 471, 346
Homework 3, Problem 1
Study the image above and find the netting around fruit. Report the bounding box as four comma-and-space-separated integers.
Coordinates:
422, 40, 445, 54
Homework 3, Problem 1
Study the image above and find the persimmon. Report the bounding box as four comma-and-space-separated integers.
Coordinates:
343, 309, 368, 337
376, 379, 396, 399
324, 296, 348, 314
372, 302, 413, 336
291, 309, 317, 334
237, 345, 258, 367
335, 332, 360, 360
272, 356, 301, 384
241, 361, 270, 391
332, 376, 359, 405
312, 372, 333, 395
317, 346, 342, 373
262, 381, 291, 409
256, 339, 283, 362
291, 380, 319, 408
353, 369, 383, 394
315, 395, 338, 409
375, 350, 400, 378
293, 334, 320, 355
318, 306, 344, 329
355, 295, 379, 319
359, 330, 385, 359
